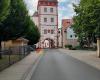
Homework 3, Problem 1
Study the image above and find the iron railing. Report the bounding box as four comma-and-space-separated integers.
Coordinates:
0, 45, 35, 71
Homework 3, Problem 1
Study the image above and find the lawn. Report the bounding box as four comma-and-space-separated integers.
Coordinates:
0, 55, 20, 71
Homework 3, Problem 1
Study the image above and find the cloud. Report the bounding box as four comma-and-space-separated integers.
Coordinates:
24, 0, 38, 15
58, 0, 66, 2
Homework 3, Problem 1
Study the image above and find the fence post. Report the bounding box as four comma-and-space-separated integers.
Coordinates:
8, 48, 11, 65
24, 46, 26, 57
19, 46, 21, 60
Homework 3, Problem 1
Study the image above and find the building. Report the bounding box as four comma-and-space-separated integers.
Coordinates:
62, 19, 79, 48
1, 37, 29, 50
32, 0, 58, 48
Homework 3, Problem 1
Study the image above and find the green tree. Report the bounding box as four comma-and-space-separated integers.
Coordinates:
0, 0, 30, 59
72, 0, 100, 47
25, 18, 40, 45
0, 0, 40, 59
0, 0, 10, 23
0, 0, 10, 58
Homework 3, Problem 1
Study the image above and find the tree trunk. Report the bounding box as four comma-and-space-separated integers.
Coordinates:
87, 37, 91, 48
0, 41, 2, 59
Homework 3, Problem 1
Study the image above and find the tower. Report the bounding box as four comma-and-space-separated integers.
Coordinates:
37, 0, 58, 48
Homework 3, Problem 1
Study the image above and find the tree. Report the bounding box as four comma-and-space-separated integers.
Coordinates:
25, 18, 40, 45
0, 0, 10, 59
72, 0, 100, 47
0, 0, 10, 23
0, 0, 30, 59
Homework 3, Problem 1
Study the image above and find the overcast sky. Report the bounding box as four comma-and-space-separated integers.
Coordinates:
24, 0, 79, 27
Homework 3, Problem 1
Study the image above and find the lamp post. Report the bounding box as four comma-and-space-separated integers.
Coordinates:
57, 34, 59, 48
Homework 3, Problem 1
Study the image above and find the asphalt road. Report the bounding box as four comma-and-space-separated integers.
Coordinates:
30, 49, 100, 80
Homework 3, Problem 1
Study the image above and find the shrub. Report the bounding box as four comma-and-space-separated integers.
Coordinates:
65, 45, 73, 49
74, 45, 82, 50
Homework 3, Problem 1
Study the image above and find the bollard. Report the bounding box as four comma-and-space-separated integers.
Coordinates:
97, 38, 100, 58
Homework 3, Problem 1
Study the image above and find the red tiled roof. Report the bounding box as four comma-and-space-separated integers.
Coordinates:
62, 19, 73, 29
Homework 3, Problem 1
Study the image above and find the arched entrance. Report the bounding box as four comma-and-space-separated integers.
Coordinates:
43, 38, 55, 48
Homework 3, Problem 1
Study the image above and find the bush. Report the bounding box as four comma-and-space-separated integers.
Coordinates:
74, 45, 82, 50
74, 45, 97, 51
65, 45, 73, 50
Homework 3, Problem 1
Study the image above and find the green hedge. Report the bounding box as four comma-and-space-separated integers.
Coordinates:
65, 45, 73, 49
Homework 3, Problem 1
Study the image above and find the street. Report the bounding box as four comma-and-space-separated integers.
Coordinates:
30, 49, 100, 80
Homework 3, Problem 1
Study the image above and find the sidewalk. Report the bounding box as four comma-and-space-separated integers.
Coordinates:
59, 49, 100, 70
0, 50, 43, 80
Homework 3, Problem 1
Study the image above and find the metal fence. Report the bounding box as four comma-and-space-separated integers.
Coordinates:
0, 45, 35, 71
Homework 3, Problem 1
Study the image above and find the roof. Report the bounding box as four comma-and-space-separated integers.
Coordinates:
62, 19, 73, 29
16, 37, 29, 42
32, 12, 38, 17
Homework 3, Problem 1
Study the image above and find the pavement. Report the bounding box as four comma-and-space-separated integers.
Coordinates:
0, 49, 43, 80
0, 49, 100, 80
59, 49, 100, 70
30, 49, 100, 80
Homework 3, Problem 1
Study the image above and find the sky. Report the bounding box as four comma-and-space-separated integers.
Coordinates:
24, 0, 79, 27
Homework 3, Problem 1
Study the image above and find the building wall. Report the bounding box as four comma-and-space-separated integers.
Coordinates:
1, 39, 28, 50
66, 27, 79, 47
40, 15, 57, 25
67, 27, 78, 39
1, 40, 12, 49
62, 19, 72, 48
66, 39, 78, 47
62, 19, 79, 48
37, 1, 58, 48
39, 6, 57, 15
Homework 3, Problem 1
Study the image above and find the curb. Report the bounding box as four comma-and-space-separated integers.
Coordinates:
21, 53, 43, 80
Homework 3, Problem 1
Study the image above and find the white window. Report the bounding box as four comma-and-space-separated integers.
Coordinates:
44, 8, 47, 12
51, 30, 54, 34
70, 35, 72, 38
44, 29, 47, 34
50, 8, 53, 12
51, 18, 54, 22
44, 18, 47, 22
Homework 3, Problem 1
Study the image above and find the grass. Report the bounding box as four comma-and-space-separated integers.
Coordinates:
0, 55, 21, 71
